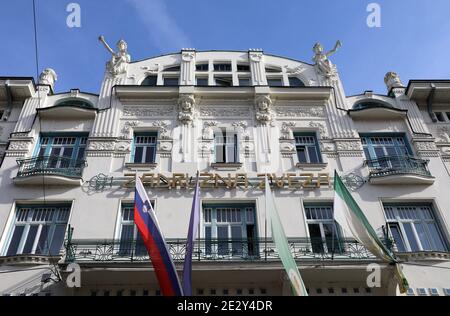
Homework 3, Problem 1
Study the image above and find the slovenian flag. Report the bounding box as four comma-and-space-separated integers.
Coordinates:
134, 175, 183, 296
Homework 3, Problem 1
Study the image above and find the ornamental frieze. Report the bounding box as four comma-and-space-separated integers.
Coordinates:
123, 106, 175, 117
199, 106, 251, 117
414, 141, 438, 151
88, 141, 115, 151
336, 141, 362, 151
275, 106, 325, 118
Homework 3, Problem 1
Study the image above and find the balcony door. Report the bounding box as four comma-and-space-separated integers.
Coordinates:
305, 205, 342, 254
361, 135, 411, 169
203, 204, 257, 259
37, 135, 87, 170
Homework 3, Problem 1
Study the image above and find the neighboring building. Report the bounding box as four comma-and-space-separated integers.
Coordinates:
0, 43, 449, 296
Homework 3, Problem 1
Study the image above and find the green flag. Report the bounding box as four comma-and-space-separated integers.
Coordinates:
265, 176, 308, 296
333, 171, 409, 293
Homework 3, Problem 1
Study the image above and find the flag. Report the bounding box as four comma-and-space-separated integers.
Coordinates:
134, 175, 183, 296
182, 173, 201, 296
265, 176, 308, 296
333, 171, 409, 293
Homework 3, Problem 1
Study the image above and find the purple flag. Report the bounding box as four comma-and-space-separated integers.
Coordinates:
182, 174, 201, 296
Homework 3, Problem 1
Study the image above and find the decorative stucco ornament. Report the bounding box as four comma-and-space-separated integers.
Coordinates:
255, 95, 274, 125
178, 94, 196, 125
38, 68, 57, 90
99, 35, 131, 76
312, 40, 341, 79
384, 72, 404, 92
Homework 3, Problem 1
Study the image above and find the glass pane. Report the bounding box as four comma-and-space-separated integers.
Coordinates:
204, 226, 212, 256
323, 223, 341, 253
35, 224, 51, 255
297, 147, 307, 163
215, 145, 225, 163
389, 224, 406, 252
23, 225, 39, 254
308, 224, 324, 253
134, 147, 144, 163
403, 223, 420, 252
231, 226, 243, 256
307, 146, 319, 163
145, 147, 155, 164
62, 147, 73, 158
6, 226, 25, 256
427, 223, 446, 252
226, 145, 236, 163
76, 148, 85, 161
414, 223, 432, 251
135, 232, 147, 256
49, 225, 67, 256
217, 226, 229, 256
119, 225, 134, 256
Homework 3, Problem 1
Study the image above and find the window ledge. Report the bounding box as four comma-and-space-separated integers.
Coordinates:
296, 163, 328, 171
125, 163, 158, 170
211, 163, 243, 171
0, 254, 61, 266
394, 251, 450, 262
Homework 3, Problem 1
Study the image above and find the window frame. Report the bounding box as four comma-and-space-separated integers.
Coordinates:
213, 128, 239, 164
384, 204, 448, 253
34, 133, 88, 163
131, 132, 158, 164
4, 204, 71, 256
304, 204, 343, 254
294, 132, 322, 164
141, 75, 158, 86
288, 77, 305, 87
202, 203, 257, 258
213, 63, 232, 72
162, 76, 179, 86
266, 77, 283, 87
360, 133, 412, 161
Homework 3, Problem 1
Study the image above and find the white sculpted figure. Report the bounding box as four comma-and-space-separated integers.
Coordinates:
255, 95, 274, 125
99, 35, 131, 76
313, 41, 341, 78
39, 68, 57, 90
384, 72, 404, 91
178, 94, 196, 125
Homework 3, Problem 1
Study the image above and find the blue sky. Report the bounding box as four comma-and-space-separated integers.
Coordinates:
1, 0, 450, 95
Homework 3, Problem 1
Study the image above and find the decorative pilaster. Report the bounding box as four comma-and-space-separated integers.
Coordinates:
180, 48, 196, 86
249, 49, 266, 85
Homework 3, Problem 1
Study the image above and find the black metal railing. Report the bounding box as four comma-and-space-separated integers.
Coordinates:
364, 156, 432, 178
64, 238, 380, 263
16, 156, 86, 178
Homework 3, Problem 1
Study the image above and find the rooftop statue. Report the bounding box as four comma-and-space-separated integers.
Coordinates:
313, 40, 341, 78
99, 35, 131, 76
384, 71, 404, 92
38, 68, 57, 90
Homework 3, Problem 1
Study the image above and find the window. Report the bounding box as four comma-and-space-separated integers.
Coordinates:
163, 77, 179, 86
265, 66, 281, 73
294, 133, 322, 164
288, 77, 305, 87
164, 65, 180, 72
118, 204, 151, 256
36, 134, 87, 169
132, 133, 157, 164
214, 129, 238, 163
384, 204, 447, 252
435, 112, 446, 122
267, 78, 283, 87
203, 204, 257, 258
5, 204, 71, 256
237, 64, 250, 72
196, 64, 209, 72
361, 135, 410, 161
196, 77, 208, 86
305, 205, 342, 254
213, 63, 232, 72
55, 99, 93, 108
141, 75, 157, 86
238, 77, 250, 86
214, 76, 233, 87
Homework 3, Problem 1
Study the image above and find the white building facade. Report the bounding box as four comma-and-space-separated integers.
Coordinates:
0, 44, 450, 296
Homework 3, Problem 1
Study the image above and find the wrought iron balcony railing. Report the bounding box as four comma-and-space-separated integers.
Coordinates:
64, 238, 380, 263
16, 156, 86, 179
364, 156, 432, 179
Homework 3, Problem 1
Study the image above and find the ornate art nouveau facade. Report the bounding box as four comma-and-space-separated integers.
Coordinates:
0, 44, 450, 296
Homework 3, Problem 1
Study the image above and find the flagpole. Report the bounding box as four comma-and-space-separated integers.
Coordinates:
264, 174, 268, 262
197, 170, 200, 262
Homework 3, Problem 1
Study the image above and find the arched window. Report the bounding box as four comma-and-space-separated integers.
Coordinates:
55, 99, 93, 108
288, 77, 305, 87
141, 75, 157, 86
353, 101, 393, 111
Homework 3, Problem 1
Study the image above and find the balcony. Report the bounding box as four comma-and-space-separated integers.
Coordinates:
14, 156, 86, 186
64, 238, 380, 264
364, 156, 434, 184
